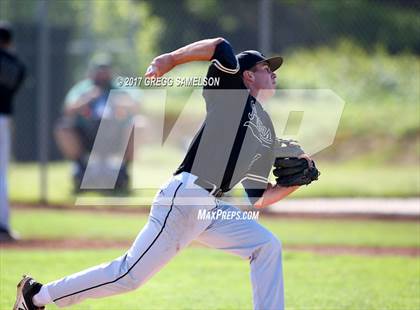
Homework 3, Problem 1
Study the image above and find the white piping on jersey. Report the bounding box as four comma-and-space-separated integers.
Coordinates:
211, 59, 240, 74
248, 154, 262, 170
247, 173, 269, 183
240, 173, 269, 184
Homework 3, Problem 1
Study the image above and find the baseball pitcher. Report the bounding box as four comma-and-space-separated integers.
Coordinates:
13, 38, 319, 310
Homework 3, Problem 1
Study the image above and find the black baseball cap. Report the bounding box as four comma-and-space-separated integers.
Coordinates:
236, 50, 283, 73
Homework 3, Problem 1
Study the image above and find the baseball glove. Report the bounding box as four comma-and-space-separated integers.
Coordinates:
273, 157, 320, 187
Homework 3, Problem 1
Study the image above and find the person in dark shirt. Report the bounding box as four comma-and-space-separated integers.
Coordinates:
14, 38, 311, 310
54, 55, 140, 192
0, 21, 25, 242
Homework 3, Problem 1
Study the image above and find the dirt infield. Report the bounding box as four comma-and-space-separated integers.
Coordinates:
5, 204, 419, 257
1, 239, 419, 257
12, 203, 420, 221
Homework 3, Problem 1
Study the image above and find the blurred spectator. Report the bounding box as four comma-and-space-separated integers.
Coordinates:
54, 55, 140, 193
0, 21, 26, 242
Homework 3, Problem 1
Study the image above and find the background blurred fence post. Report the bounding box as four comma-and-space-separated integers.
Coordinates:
259, 0, 272, 55
36, 0, 50, 204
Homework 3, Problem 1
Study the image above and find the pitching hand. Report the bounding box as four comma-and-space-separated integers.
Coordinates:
145, 53, 175, 78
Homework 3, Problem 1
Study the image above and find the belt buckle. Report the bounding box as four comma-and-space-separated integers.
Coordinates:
214, 189, 223, 198
195, 178, 223, 198
210, 186, 223, 198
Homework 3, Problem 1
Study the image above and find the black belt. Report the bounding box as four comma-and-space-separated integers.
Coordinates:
193, 177, 224, 198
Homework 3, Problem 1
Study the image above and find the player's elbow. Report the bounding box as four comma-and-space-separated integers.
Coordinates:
211, 37, 226, 47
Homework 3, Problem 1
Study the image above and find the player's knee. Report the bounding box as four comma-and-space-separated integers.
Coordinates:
113, 256, 146, 291
267, 234, 282, 255
251, 234, 282, 263
124, 277, 142, 291
119, 271, 147, 292
259, 234, 281, 259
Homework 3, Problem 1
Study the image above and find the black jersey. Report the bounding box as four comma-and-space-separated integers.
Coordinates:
0, 48, 26, 115
174, 40, 276, 202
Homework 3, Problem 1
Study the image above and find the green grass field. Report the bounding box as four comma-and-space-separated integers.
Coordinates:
9, 209, 420, 248
9, 159, 420, 206
1, 209, 419, 309
1, 249, 419, 310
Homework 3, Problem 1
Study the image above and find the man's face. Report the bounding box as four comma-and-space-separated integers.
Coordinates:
91, 66, 112, 89
245, 62, 277, 100
252, 62, 277, 89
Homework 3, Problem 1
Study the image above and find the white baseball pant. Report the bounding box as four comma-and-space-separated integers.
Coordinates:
45, 172, 284, 309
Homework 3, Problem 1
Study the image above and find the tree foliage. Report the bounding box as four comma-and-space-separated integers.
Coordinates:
144, 0, 420, 54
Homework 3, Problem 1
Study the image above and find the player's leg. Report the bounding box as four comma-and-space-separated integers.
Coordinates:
54, 117, 88, 192
28, 177, 213, 308
196, 203, 284, 310
54, 117, 84, 161
0, 115, 11, 238
40, 182, 184, 307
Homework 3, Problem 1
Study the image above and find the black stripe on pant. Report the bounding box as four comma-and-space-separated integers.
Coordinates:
53, 182, 183, 302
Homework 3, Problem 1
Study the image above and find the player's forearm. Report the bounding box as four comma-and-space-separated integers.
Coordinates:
254, 184, 299, 209
145, 38, 225, 78
170, 37, 224, 66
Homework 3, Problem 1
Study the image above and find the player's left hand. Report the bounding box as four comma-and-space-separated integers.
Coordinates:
273, 157, 320, 187
298, 153, 314, 168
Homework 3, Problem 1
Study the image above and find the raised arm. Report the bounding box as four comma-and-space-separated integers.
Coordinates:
145, 37, 225, 78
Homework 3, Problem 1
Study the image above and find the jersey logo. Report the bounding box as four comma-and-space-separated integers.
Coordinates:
244, 103, 273, 148
249, 153, 262, 168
